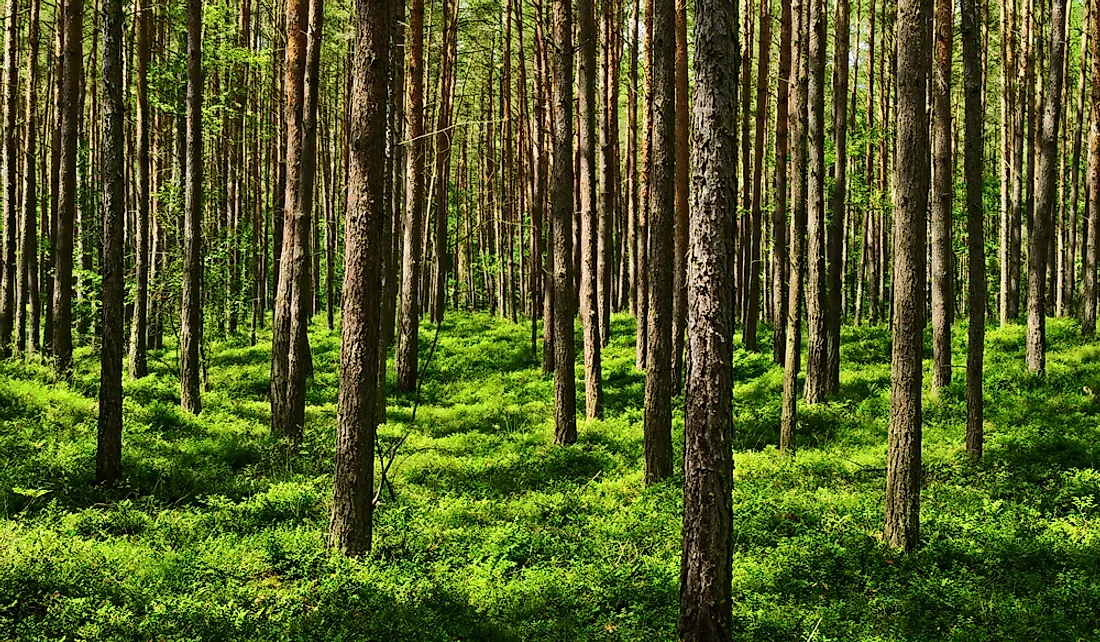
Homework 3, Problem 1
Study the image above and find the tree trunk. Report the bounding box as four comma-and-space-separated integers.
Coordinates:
825, 0, 848, 394
671, 0, 689, 383
1084, 0, 1100, 335
396, 0, 425, 391
961, 0, 984, 456
97, 0, 124, 485
17, 0, 40, 355
430, 0, 458, 324
0, 0, 18, 357
772, 0, 790, 365
678, 0, 737, 633
128, 0, 150, 378
883, 0, 930, 552
180, 0, 203, 412
328, 0, 390, 557
745, 0, 771, 353
931, 0, 952, 388
802, 0, 827, 404
1025, 0, 1067, 374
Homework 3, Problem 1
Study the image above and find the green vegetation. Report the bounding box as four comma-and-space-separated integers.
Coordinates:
2, 313, 1100, 640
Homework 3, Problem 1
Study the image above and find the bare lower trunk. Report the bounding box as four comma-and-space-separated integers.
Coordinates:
961, 0, 985, 456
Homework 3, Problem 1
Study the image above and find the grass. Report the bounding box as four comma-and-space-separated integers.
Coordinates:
2, 312, 1100, 641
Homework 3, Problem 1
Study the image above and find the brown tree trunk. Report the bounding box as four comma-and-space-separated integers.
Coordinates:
328, 0, 390, 556
678, 0, 737, 633
744, 0, 771, 353
180, 0, 203, 412
396, 0, 425, 391
550, 0, 578, 443
802, 0, 827, 404
578, 0, 604, 419
643, 0, 675, 484
825, 0, 848, 394
430, 0, 458, 324
931, 0, 953, 388
772, 0, 790, 365
1025, 0, 1067, 374
1084, 0, 1100, 335
17, 0, 40, 355
97, 0, 124, 484
961, 0, 984, 456
780, 0, 806, 453
883, 0, 930, 552
0, 0, 18, 356
671, 0, 689, 384
128, 0, 151, 378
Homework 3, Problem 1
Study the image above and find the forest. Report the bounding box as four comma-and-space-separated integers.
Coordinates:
0, 0, 1099, 635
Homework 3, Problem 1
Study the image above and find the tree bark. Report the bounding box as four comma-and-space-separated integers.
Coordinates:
0, 0, 19, 357
551, 0, 578, 445
1085, 0, 1100, 335
180, 0, 203, 413
825, 0, 848, 394
1025, 0, 1067, 374
578, 0, 604, 419
678, 0, 737, 633
328, 0, 390, 557
961, 0, 984, 456
883, 0, 930, 552
16, 0, 40, 355
671, 0, 689, 383
745, 0, 771, 353
128, 0, 151, 378
772, 0, 790, 365
802, 0, 827, 404
931, 0, 953, 389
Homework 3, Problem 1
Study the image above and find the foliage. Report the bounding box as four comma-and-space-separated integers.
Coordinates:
3, 314, 1100, 640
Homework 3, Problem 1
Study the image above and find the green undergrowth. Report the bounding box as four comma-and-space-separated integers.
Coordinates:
2, 313, 1100, 641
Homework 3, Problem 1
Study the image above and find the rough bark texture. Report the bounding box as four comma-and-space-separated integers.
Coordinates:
97, 0, 124, 486
128, 0, 151, 379
802, 0, 827, 405
0, 0, 18, 357
931, 0, 953, 389
961, 0, 984, 456
671, 0, 689, 383
551, 0, 578, 445
773, 0, 791, 365
745, 0, 771, 353
431, 0, 458, 324
396, 0, 426, 392
678, 0, 737, 633
1025, 0, 1067, 375
643, 0, 675, 485
16, 0, 40, 355
578, 0, 604, 419
825, 0, 848, 394
1087, 0, 1100, 336
328, 0, 390, 556
780, 0, 807, 454
883, 0, 930, 553
180, 0, 203, 414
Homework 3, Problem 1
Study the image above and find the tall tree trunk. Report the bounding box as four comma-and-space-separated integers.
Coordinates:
97, 0, 124, 484
883, 0, 930, 553
745, 0, 771, 353
772, 0, 790, 365
802, 0, 827, 404
678, 0, 737, 633
671, 0, 689, 384
961, 0, 984, 456
931, 0, 953, 388
1025, 0, 1067, 374
0, 0, 19, 356
578, 0, 604, 419
128, 0, 150, 378
824, 0, 848, 393
17, 0, 40, 355
643, 0, 675, 484
1084, 0, 1100, 335
551, 0, 578, 444
328, 0, 390, 557
780, 0, 806, 453
430, 0, 458, 324
396, 0, 425, 391
180, 0, 203, 412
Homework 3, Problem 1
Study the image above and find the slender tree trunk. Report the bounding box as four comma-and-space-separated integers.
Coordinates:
328, 0, 390, 557
180, 0, 203, 412
883, 0, 930, 552
745, 0, 771, 353
577, 0, 604, 418
1084, 0, 1100, 335
670, 0, 689, 384
430, 0, 457, 324
961, 0, 984, 456
678, 0, 737, 631
128, 0, 150, 378
396, 0, 425, 391
780, 0, 806, 453
773, 0, 790, 365
17, 0, 40, 355
802, 0, 827, 404
825, 0, 848, 393
0, 0, 19, 356
551, 0, 578, 444
97, 0, 124, 484
1025, 0, 1067, 374
931, 0, 953, 388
